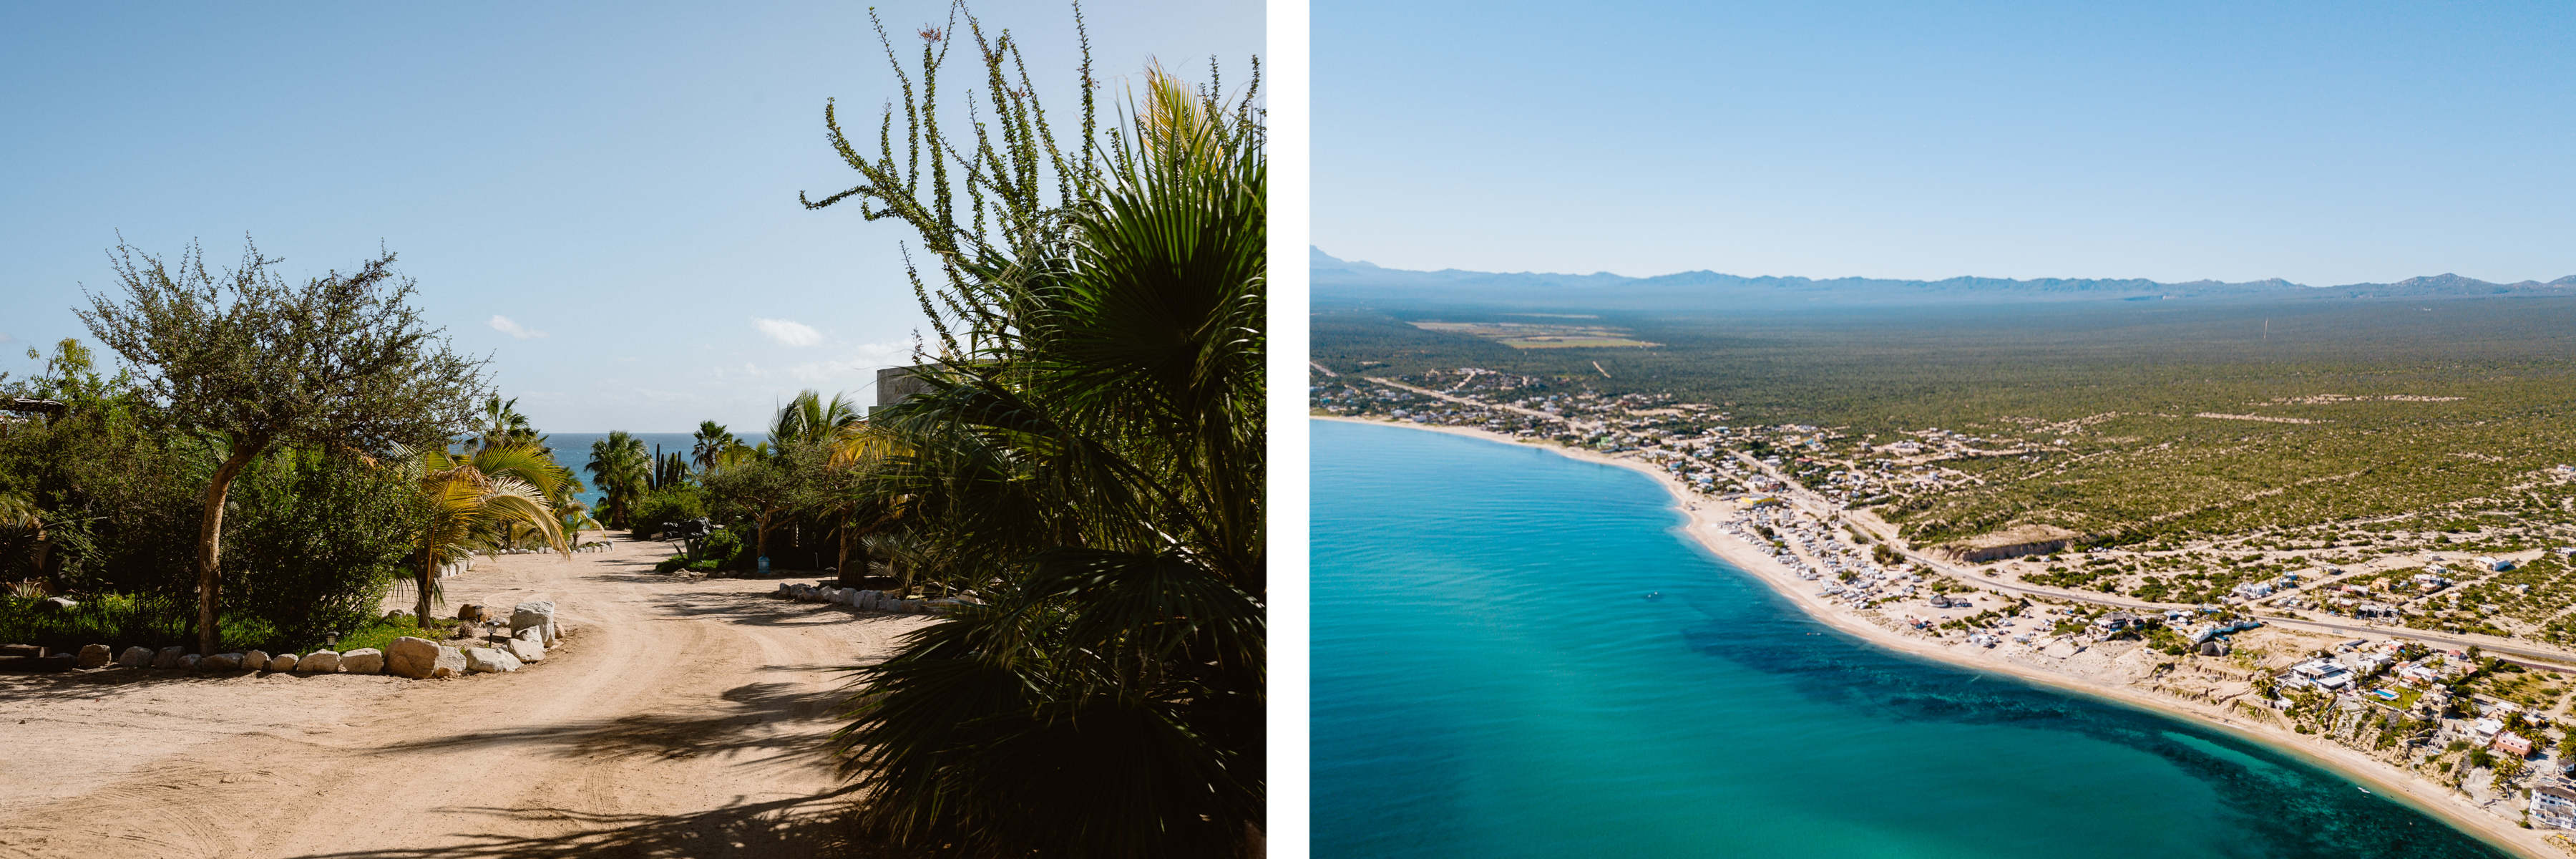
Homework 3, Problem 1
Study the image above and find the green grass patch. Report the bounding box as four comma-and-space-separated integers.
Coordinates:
333, 615, 462, 655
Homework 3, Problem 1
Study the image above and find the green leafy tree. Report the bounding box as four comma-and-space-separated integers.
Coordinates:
805, 10, 1264, 853
78, 238, 485, 654
701, 446, 805, 563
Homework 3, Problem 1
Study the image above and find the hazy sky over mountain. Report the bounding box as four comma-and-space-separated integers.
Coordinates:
1314, 0, 2575, 285
0, 0, 1260, 431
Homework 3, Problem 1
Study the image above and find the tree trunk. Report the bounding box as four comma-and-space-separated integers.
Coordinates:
196, 441, 264, 656
756, 510, 773, 567
417, 544, 438, 624
834, 524, 852, 586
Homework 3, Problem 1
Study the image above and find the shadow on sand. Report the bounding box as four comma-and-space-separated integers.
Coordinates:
374, 674, 858, 770
284, 785, 909, 859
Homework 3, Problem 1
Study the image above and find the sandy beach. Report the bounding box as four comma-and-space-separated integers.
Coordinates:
1317, 414, 2565, 858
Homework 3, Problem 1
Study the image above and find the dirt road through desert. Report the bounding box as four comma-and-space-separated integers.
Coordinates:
0, 534, 923, 858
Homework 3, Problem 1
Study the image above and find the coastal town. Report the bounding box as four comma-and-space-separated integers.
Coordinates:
1317, 365, 2576, 850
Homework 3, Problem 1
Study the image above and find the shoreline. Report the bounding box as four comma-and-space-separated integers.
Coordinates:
1317, 414, 2558, 859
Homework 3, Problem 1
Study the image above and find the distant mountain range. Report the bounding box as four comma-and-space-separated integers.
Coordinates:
1312, 247, 2576, 311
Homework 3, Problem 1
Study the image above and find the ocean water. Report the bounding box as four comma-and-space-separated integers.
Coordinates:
507, 432, 766, 510
1311, 419, 2509, 858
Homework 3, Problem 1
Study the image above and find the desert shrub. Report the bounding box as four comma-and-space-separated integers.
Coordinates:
693, 528, 746, 568
628, 486, 707, 539
223, 446, 423, 648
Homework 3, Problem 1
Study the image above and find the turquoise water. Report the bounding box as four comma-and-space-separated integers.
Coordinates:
1311, 419, 2508, 858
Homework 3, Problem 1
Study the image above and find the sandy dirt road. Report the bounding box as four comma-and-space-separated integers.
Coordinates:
0, 533, 927, 858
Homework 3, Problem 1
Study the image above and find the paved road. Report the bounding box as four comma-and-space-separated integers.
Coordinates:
0, 533, 927, 858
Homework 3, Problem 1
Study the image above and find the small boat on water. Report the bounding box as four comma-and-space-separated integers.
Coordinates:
1642, 591, 1664, 601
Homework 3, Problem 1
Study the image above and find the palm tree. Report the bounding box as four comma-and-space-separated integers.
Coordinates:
811, 37, 1264, 855
769, 390, 864, 449
556, 500, 605, 542
585, 431, 649, 528
820, 423, 907, 583
404, 443, 571, 620
691, 420, 735, 472
474, 395, 545, 452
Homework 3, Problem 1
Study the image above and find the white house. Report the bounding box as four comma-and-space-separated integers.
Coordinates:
2534, 785, 2576, 830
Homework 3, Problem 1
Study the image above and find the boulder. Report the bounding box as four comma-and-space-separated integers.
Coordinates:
386, 636, 442, 679
0, 644, 41, 658
431, 646, 467, 678
298, 650, 341, 673
463, 646, 521, 674
245, 650, 271, 671
152, 646, 186, 669
116, 646, 152, 668
456, 604, 487, 623
509, 601, 558, 645
77, 644, 112, 669
504, 636, 544, 663
267, 653, 299, 673
180, 654, 203, 670
339, 648, 384, 674
202, 653, 240, 670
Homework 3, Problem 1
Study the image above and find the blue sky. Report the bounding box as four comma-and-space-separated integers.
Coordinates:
1314, 0, 2575, 285
0, 0, 1260, 432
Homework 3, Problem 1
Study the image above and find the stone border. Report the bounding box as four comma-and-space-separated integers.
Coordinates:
5, 601, 567, 679
776, 582, 970, 615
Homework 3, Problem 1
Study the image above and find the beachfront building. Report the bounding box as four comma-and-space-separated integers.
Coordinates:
2494, 732, 2534, 758
2532, 786, 2576, 830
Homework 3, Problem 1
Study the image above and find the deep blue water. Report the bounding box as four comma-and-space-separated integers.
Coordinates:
1311, 419, 2509, 858
517, 432, 764, 510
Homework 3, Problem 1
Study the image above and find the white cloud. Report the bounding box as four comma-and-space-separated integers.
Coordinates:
753, 317, 824, 347
489, 315, 547, 340
786, 341, 911, 383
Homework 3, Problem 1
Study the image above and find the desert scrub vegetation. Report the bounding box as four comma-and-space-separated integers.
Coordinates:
1319, 294, 2576, 549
